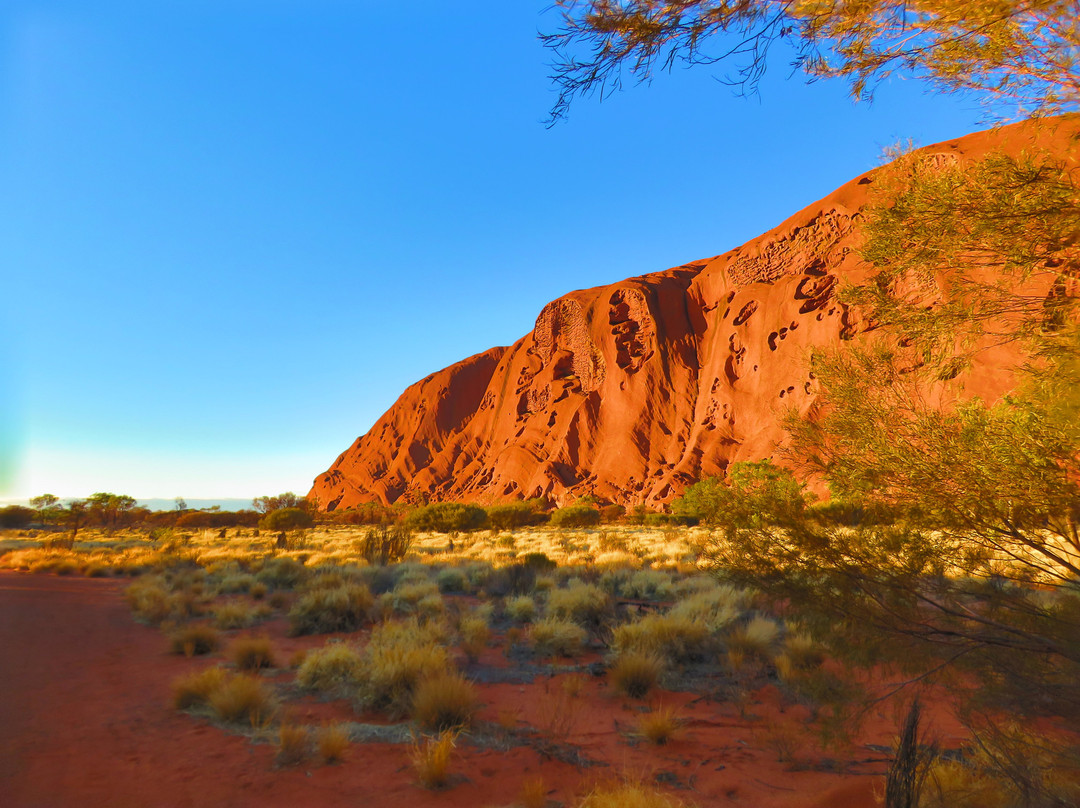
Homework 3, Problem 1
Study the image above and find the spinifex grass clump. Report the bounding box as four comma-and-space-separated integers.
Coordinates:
578, 780, 687, 807
296, 643, 364, 693
212, 600, 256, 630
230, 635, 277, 671
636, 705, 683, 745
411, 671, 478, 731
609, 650, 665, 699
612, 613, 713, 664
172, 667, 277, 727
530, 617, 587, 658
288, 580, 373, 635
169, 623, 220, 657
358, 619, 450, 715
547, 581, 612, 629
276, 723, 311, 767
317, 723, 350, 764
411, 729, 458, 790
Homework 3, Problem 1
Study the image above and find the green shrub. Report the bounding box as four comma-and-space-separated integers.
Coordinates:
486, 502, 547, 530
549, 505, 601, 528
260, 507, 315, 531
0, 505, 35, 529
405, 503, 488, 533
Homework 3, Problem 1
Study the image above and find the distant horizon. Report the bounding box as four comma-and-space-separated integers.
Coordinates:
0, 497, 268, 511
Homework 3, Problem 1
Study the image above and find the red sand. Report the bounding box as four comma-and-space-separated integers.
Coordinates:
1, 571, 956, 807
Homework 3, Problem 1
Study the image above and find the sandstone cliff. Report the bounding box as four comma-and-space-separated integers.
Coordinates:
310, 117, 1079, 511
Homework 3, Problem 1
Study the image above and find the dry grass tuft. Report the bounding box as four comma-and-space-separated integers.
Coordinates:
317, 723, 350, 764
172, 666, 228, 710
578, 780, 687, 807
636, 705, 683, 746
411, 671, 478, 732
458, 616, 490, 661
609, 651, 664, 699
230, 635, 277, 671
296, 643, 364, 692
276, 723, 310, 767
530, 617, 587, 658
169, 623, 220, 657
519, 775, 549, 808
212, 600, 256, 630
612, 613, 712, 663
208, 673, 277, 727
411, 730, 458, 789
288, 581, 373, 635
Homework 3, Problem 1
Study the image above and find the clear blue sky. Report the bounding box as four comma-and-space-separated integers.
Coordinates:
2, 0, 991, 501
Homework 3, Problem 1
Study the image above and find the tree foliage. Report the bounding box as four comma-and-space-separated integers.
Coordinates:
404, 502, 489, 533
672, 459, 806, 528
252, 492, 309, 514
544, 0, 1080, 122
259, 507, 314, 532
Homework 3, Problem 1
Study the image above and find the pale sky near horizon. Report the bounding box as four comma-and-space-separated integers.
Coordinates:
2, 1, 995, 501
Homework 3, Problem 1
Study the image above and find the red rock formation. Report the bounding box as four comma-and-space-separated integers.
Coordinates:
310, 116, 1080, 511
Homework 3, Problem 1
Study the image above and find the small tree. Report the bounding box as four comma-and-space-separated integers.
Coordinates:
30, 494, 61, 526
672, 460, 806, 529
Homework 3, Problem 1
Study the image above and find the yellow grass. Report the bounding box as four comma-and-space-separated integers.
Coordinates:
411, 730, 458, 789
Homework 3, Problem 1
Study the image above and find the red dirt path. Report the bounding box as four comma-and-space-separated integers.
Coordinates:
1, 572, 897, 807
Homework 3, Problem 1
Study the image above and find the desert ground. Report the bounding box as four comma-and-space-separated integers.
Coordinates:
0, 524, 1028, 807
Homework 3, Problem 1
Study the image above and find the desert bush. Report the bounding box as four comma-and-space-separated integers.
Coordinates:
276, 723, 311, 767
612, 613, 713, 663
578, 781, 687, 807
550, 505, 601, 528
637, 706, 683, 745
260, 508, 314, 532
530, 617, 587, 658
406, 502, 488, 534
483, 562, 538, 597
411, 671, 478, 731
389, 580, 441, 614
169, 624, 221, 657
317, 723, 349, 764
208, 673, 277, 726
547, 581, 611, 628
172, 666, 228, 710
600, 504, 627, 524
667, 584, 746, 630
435, 567, 469, 593
215, 572, 256, 594
0, 505, 35, 529
775, 631, 825, 679
288, 581, 373, 635
230, 635, 276, 671
249, 581, 267, 600
358, 619, 450, 714
619, 570, 676, 601
411, 729, 457, 789
357, 524, 413, 565
725, 615, 780, 665
126, 577, 173, 624
486, 502, 547, 530
296, 643, 365, 692
212, 601, 256, 630
458, 617, 490, 661
255, 557, 307, 589
506, 595, 537, 623
609, 651, 665, 699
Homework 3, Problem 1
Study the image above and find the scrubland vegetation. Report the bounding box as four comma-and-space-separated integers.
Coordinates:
4, 475, 1079, 807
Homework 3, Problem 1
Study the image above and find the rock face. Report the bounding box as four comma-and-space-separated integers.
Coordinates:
310, 117, 1080, 512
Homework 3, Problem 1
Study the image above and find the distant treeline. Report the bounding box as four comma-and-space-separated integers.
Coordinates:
0, 465, 898, 535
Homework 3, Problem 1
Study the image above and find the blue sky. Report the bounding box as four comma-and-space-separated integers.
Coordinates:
1, 1, 992, 501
